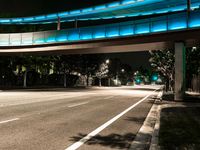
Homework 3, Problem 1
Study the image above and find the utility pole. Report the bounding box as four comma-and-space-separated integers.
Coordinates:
57, 17, 61, 31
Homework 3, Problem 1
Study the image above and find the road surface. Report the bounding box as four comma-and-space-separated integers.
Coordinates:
0, 86, 161, 150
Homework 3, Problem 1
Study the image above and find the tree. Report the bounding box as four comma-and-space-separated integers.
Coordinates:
149, 47, 200, 92
118, 63, 133, 85
0, 56, 15, 87
149, 49, 174, 91
186, 47, 200, 89
96, 61, 109, 86
107, 58, 121, 80
51, 55, 79, 87
79, 54, 102, 86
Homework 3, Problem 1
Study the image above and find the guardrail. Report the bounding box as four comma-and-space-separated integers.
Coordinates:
0, 10, 200, 46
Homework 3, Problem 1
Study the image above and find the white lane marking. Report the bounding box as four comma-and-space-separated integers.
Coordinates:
65, 89, 159, 150
68, 102, 89, 108
103, 96, 115, 100
157, 90, 163, 99
0, 118, 19, 124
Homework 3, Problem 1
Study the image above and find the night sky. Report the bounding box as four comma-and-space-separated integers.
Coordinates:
0, 0, 116, 17
0, 0, 151, 71
107, 51, 151, 71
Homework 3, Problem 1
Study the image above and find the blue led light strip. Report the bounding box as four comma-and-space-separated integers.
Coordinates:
0, 9, 200, 46
0, 0, 200, 24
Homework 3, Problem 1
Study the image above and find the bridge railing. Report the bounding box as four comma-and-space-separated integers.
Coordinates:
1, 0, 200, 24
0, 9, 200, 46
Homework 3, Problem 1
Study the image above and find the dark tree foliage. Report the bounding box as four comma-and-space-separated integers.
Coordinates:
149, 49, 175, 91
149, 47, 200, 91
108, 58, 121, 78
186, 47, 200, 89
0, 54, 104, 88
78, 54, 103, 86
0, 56, 16, 86
118, 63, 133, 85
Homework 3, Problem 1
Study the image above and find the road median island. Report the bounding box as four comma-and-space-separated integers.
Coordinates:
159, 105, 200, 150
150, 99, 200, 150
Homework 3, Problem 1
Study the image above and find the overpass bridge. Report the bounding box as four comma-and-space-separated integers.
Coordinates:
0, 10, 200, 52
0, 1, 200, 100
0, 0, 199, 25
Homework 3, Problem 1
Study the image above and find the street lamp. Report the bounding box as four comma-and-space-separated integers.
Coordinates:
106, 59, 110, 64
121, 69, 125, 73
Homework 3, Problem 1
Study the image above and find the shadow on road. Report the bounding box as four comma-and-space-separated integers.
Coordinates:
125, 116, 146, 124
70, 133, 136, 149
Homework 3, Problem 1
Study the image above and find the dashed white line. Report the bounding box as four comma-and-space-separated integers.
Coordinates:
65, 89, 159, 150
68, 102, 89, 108
0, 118, 20, 124
103, 96, 115, 100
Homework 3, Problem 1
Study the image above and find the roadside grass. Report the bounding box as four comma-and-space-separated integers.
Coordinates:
159, 107, 200, 150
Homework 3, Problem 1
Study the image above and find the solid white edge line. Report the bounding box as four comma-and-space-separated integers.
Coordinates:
0, 118, 20, 124
65, 89, 159, 150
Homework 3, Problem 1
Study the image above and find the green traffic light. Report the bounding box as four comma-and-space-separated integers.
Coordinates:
152, 75, 158, 81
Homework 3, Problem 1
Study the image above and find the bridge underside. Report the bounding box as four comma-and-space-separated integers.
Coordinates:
0, 28, 200, 55
0, 28, 199, 101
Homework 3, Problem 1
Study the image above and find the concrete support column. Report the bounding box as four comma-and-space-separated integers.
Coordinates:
175, 42, 186, 100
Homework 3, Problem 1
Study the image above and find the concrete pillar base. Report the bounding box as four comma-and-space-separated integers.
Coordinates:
174, 42, 186, 101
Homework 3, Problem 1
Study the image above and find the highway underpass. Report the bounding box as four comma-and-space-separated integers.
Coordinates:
0, 1, 199, 150
1, 1, 200, 100
0, 25, 199, 101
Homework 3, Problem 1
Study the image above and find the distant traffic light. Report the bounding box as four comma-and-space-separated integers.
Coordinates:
135, 78, 141, 84
151, 74, 158, 81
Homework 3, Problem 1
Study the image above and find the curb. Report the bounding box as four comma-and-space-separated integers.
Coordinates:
129, 91, 162, 150
149, 105, 161, 150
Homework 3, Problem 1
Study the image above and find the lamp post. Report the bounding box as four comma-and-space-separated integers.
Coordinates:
106, 59, 110, 86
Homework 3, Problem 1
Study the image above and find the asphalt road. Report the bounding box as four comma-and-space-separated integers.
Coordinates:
0, 86, 161, 150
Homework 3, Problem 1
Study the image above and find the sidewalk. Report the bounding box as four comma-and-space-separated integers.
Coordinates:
129, 91, 200, 150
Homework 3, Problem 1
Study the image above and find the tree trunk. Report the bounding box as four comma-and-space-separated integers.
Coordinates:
99, 78, 102, 87
86, 74, 89, 86
165, 78, 170, 92
64, 73, 67, 88
17, 65, 22, 86
108, 78, 111, 86
23, 70, 27, 88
